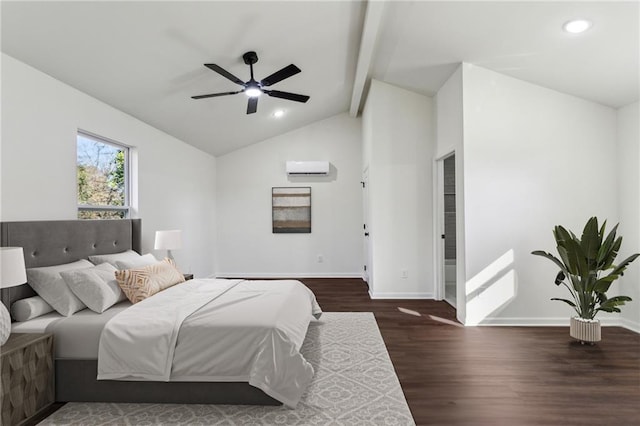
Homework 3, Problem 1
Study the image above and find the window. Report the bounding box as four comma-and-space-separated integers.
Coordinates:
77, 131, 130, 219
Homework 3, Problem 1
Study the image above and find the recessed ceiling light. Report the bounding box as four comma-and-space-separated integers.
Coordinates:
563, 19, 592, 34
273, 109, 285, 118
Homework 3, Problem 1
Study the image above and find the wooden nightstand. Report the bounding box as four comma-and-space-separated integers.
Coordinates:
183, 273, 194, 281
1, 333, 54, 426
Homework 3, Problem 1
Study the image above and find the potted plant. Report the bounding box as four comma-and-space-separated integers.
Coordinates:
532, 217, 639, 344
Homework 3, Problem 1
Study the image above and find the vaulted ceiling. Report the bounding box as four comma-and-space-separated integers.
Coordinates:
2, 1, 638, 156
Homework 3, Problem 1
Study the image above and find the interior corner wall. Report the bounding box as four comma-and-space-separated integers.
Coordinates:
215, 113, 362, 277
461, 63, 620, 325
0, 54, 217, 278
617, 101, 640, 332
435, 65, 466, 322
363, 79, 435, 298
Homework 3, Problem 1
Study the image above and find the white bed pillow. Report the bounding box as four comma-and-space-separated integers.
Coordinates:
60, 263, 126, 313
10, 296, 55, 322
88, 250, 141, 267
26, 259, 93, 316
115, 253, 159, 270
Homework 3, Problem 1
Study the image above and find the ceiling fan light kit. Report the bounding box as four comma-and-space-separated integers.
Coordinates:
192, 51, 310, 114
563, 19, 592, 34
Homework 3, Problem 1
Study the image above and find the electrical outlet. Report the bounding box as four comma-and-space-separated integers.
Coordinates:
317, 254, 324, 263
401, 269, 408, 278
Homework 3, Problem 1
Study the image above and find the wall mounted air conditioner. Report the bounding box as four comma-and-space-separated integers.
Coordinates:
286, 161, 330, 176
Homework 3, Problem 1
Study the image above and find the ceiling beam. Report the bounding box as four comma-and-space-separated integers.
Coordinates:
349, 0, 386, 117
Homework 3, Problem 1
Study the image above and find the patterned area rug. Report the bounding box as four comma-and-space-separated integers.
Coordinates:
39, 312, 415, 425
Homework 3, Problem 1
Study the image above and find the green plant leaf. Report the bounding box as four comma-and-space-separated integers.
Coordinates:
592, 277, 614, 294
569, 241, 588, 278
596, 296, 632, 313
553, 226, 572, 251
584, 273, 599, 293
556, 245, 574, 275
580, 217, 600, 264
597, 223, 617, 266
531, 250, 567, 272
598, 219, 607, 238
607, 253, 640, 278
602, 236, 622, 270
555, 226, 588, 277
567, 273, 583, 293
550, 297, 576, 308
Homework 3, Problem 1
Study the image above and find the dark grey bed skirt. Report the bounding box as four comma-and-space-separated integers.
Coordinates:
55, 360, 280, 405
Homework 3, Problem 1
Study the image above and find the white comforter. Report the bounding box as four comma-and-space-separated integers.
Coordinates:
97, 278, 322, 407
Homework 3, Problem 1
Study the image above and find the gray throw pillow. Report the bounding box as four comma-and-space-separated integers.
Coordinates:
115, 253, 159, 270
11, 296, 55, 322
61, 263, 126, 313
88, 250, 141, 268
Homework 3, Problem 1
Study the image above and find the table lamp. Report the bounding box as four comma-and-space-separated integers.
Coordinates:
154, 230, 182, 261
1, 247, 27, 345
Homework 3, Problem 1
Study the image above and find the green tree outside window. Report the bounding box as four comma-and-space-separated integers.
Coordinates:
77, 133, 129, 219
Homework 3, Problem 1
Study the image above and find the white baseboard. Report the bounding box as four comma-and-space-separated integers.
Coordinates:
369, 291, 434, 300
470, 316, 640, 333
215, 272, 363, 279
212, 275, 640, 334
471, 317, 569, 326
620, 317, 640, 333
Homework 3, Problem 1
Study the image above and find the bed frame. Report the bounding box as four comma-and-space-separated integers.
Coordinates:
0, 219, 279, 405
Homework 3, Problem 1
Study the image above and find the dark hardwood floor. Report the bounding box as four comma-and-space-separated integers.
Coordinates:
33, 277, 640, 425
302, 278, 640, 426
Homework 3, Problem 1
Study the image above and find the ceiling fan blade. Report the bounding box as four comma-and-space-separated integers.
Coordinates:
264, 90, 310, 103
260, 64, 301, 87
204, 64, 245, 86
191, 90, 242, 99
247, 97, 258, 114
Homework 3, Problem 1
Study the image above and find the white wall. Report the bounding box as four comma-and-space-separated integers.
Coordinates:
461, 63, 621, 325
435, 66, 466, 322
0, 54, 217, 277
215, 113, 362, 277
435, 66, 463, 160
363, 79, 435, 298
617, 102, 640, 331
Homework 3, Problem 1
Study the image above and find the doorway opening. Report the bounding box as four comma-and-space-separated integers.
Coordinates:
436, 153, 457, 308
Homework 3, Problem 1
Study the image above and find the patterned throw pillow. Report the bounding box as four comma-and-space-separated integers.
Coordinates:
115, 259, 185, 304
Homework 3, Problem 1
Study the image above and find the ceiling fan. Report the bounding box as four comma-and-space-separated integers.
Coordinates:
191, 51, 310, 114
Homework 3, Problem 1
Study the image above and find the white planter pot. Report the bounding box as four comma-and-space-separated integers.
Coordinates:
569, 317, 601, 343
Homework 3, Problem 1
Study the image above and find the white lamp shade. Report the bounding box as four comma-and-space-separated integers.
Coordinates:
1, 247, 27, 288
154, 230, 182, 250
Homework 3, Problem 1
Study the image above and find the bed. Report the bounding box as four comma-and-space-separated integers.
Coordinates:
1, 219, 320, 406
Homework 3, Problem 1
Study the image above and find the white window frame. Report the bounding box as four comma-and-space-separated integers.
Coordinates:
77, 130, 131, 219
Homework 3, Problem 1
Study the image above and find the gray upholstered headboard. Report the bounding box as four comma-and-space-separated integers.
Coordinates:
0, 219, 141, 310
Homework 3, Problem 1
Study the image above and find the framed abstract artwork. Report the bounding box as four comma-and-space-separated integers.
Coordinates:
272, 187, 311, 233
